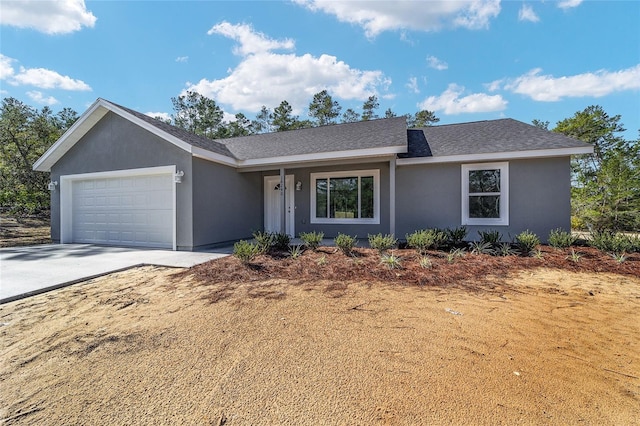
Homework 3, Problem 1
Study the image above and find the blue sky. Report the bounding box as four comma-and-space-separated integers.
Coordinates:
1, 0, 638, 139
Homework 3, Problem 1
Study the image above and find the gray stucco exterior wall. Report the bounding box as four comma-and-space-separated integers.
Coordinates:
49, 112, 194, 247
268, 161, 391, 238
395, 157, 572, 242
191, 158, 262, 249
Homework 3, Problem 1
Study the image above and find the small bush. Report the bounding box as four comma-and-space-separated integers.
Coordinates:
447, 247, 466, 263
590, 231, 632, 255
567, 248, 582, 263
478, 230, 502, 246
379, 252, 402, 269
469, 241, 494, 255
334, 233, 357, 255
497, 242, 519, 257
446, 226, 468, 246
288, 245, 303, 259
368, 233, 397, 253
628, 234, 640, 253
548, 228, 576, 249
418, 256, 433, 269
252, 230, 274, 254
233, 240, 259, 264
273, 232, 291, 251
406, 229, 447, 255
299, 231, 324, 250
515, 230, 540, 255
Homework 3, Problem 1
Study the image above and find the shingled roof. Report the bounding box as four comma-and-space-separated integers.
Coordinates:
401, 118, 591, 159
218, 116, 408, 161
108, 101, 235, 158
34, 99, 592, 173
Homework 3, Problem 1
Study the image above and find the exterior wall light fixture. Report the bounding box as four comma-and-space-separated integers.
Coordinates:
296, 181, 302, 191
174, 170, 184, 183
47, 181, 58, 191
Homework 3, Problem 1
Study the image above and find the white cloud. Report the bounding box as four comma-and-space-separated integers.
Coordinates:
0, 0, 96, 34
26, 90, 58, 106
503, 65, 640, 101
207, 21, 295, 55
186, 22, 390, 113
406, 77, 419, 94
175, 56, 189, 63
427, 55, 448, 71
11, 66, 91, 91
418, 83, 507, 114
146, 112, 171, 121
518, 4, 539, 22
0, 54, 16, 79
0, 54, 92, 91
293, 0, 501, 37
557, 0, 583, 9
485, 79, 503, 92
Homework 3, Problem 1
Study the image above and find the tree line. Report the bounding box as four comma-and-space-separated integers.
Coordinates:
1, 95, 637, 232
163, 90, 440, 139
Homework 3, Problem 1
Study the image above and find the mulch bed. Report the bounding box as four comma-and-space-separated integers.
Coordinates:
184, 245, 639, 295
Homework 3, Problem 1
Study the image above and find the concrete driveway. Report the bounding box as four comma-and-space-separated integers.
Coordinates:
0, 244, 231, 303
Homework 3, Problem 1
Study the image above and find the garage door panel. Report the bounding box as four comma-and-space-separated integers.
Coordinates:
71, 172, 173, 249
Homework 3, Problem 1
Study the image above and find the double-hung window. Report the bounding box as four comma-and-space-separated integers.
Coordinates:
311, 170, 380, 224
461, 162, 509, 226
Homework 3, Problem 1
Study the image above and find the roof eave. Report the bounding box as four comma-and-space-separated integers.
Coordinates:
396, 146, 594, 166
235, 145, 407, 172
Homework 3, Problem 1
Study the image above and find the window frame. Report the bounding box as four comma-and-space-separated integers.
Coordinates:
461, 162, 509, 226
310, 169, 380, 225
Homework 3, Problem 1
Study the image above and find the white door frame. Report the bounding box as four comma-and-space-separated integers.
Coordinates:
59, 165, 177, 250
264, 174, 295, 237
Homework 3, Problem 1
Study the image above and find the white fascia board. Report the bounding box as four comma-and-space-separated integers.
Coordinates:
191, 146, 238, 168
237, 145, 407, 169
33, 99, 108, 172
396, 146, 594, 166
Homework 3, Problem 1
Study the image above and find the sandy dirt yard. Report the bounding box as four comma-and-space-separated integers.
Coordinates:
0, 215, 50, 247
1, 261, 639, 425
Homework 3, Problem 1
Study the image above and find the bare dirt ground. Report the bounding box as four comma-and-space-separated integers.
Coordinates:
0, 214, 51, 247
1, 245, 639, 425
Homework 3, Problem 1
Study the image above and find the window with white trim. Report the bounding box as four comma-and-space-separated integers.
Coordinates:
461, 162, 509, 226
310, 170, 380, 224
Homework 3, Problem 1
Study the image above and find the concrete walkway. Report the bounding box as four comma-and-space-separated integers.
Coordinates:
0, 244, 231, 304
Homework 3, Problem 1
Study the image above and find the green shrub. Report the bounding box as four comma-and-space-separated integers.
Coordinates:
288, 245, 303, 259
379, 252, 402, 269
299, 231, 324, 250
334, 233, 357, 255
418, 256, 433, 269
446, 226, 468, 245
590, 231, 632, 255
478, 230, 502, 245
447, 247, 466, 263
368, 233, 397, 253
469, 241, 494, 255
273, 232, 291, 251
406, 229, 447, 255
548, 228, 577, 249
233, 240, 259, 264
252, 230, 274, 254
497, 242, 519, 257
567, 248, 582, 263
515, 230, 540, 255
628, 234, 640, 253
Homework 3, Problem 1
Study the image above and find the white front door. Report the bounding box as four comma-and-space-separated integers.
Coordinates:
264, 175, 295, 237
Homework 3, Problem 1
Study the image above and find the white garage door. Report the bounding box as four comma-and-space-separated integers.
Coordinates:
71, 173, 174, 249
